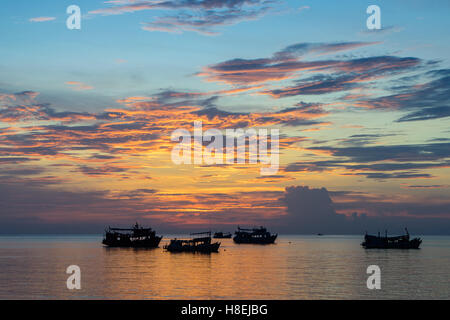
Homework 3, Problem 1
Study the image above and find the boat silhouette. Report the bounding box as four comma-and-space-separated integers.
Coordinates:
361, 228, 422, 249
213, 231, 232, 239
164, 231, 220, 253
102, 223, 162, 248
233, 226, 277, 244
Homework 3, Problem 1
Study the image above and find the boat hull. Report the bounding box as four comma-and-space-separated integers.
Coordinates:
361, 236, 422, 249
165, 241, 220, 253
233, 234, 277, 244
102, 236, 162, 248
213, 234, 232, 239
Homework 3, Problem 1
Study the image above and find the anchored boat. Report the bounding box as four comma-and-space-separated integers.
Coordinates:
233, 226, 277, 244
164, 231, 221, 253
361, 228, 422, 249
102, 223, 162, 248
213, 231, 232, 239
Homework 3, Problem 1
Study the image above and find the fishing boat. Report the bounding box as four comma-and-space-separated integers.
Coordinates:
164, 232, 220, 253
102, 223, 162, 248
233, 226, 277, 244
361, 228, 422, 249
213, 231, 232, 239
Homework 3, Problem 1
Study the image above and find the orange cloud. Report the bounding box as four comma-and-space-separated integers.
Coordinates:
65, 81, 94, 91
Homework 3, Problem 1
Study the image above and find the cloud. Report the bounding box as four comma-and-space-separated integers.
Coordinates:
397, 106, 450, 122
331, 189, 450, 220
90, 0, 274, 35
0, 177, 286, 233
77, 165, 128, 176
262, 73, 362, 98
279, 186, 450, 234
403, 185, 448, 189
282, 186, 347, 232
0, 166, 45, 176
352, 68, 450, 122
90, 0, 266, 15
339, 133, 397, 147
29, 17, 56, 23
199, 42, 418, 87
0, 86, 323, 178
298, 5, 309, 12
261, 56, 421, 97
347, 172, 432, 180
65, 81, 94, 91
274, 42, 380, 60
0, 91, 39, 105
142, 6, 270, 35
0, 91, 94, 123
283, 142, 450, 180
283, 161, 445, 180
0, 172, 449, 234
0, 157, 37, 164
1, 40, 448, 236
309, 143, 450, 163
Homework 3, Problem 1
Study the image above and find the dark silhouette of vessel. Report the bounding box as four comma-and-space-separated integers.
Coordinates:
102, 223, 162, 248
361, 228, 422, 249
213, 231, 232, 239
233, 226, 277, 244
164, 232, 220, 253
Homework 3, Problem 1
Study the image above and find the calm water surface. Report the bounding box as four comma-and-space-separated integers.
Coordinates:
0, 235, 448, 299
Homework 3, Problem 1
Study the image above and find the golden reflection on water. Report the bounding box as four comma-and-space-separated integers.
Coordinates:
0, 235, 449, 299
100, 239, 292, 299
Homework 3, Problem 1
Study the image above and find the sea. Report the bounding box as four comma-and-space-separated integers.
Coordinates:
0, 235, 448, 299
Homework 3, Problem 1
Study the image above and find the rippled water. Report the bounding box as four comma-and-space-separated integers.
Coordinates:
0, 235, 448, 299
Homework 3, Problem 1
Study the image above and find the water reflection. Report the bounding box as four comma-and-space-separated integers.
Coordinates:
0, 235, 448, 299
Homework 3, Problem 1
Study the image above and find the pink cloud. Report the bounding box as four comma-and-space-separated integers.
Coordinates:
29, 17, 56, 23
65, 81, 94, 91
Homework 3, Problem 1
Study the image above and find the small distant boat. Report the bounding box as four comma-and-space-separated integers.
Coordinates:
164, 231, 220, 253
233, 226, 277, 244
361, 228, 422, 249
102, 223, 162, 248
213, 231, 232, 239
317, 233, 324, 236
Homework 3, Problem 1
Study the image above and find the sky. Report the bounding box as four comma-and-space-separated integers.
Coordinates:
0, 0, 449, 234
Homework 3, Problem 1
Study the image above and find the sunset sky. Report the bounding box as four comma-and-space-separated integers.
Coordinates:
0, 0, 449, 234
